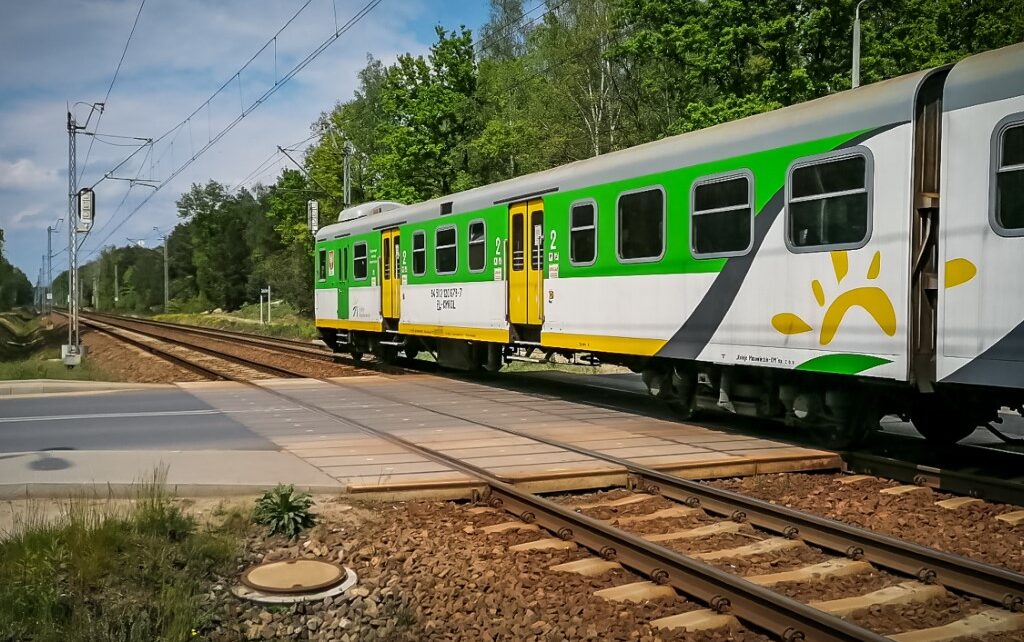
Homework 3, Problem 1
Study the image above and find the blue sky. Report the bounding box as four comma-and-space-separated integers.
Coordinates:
0, 0, 491, 280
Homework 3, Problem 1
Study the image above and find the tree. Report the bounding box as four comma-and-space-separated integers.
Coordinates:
0, 227, 34, 311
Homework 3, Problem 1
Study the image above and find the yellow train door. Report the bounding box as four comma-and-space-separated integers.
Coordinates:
508, 199, 544, 326
380, 228, 401, 319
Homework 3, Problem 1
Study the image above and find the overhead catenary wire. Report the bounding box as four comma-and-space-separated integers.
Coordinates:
81, 0, 386, 261
79, 0, 147, 185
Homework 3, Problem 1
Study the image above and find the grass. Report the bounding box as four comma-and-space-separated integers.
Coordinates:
0, 477, 243, 642
0, 358, 113, 382
154, 301, 317, 341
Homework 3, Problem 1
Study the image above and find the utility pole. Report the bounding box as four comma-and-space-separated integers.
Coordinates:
154, 227, 168, 313
64, 103, 100, 366
93, 273, 99, 309
852, 0, 870, 88
343, 141, 353, 209
46, 220, 60, 314
114, 264, 119, 309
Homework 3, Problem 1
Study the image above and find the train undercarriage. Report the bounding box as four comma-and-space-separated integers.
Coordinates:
318, 327, 1021, 450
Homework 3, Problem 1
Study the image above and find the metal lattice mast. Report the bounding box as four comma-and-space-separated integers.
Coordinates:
67, 111, 79, 352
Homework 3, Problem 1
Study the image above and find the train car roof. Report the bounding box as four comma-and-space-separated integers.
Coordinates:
944, 41, 1024, 113
321, 65, 943, 239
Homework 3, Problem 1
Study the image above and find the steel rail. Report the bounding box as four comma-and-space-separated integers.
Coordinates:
843, 450, 1024, 507
313, 372, 1024, 611
82, 313, 307, 379
71, 314, 227, 380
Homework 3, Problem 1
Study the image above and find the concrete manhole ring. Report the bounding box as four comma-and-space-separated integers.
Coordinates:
241, 559, 346, 594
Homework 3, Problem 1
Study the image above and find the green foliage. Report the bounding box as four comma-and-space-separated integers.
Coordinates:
253, 484, 316, 539
0, 227, 33, 312
0, 487, 239, 642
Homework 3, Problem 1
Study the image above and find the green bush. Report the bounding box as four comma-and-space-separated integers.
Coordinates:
254, 484, 316, 538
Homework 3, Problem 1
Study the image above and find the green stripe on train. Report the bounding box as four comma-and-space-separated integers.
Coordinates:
794, 354, 892, 375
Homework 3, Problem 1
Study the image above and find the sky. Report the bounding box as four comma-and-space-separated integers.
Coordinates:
0, 0, 491, 281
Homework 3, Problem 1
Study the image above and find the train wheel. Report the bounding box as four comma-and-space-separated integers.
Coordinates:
910, 398, 978, 445
350, 351, 364, 361
667, 368, 698, 421
808, 407, 876, 450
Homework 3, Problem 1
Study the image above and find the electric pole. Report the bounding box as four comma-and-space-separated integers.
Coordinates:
343, 140, 353, 209
852, 0, 870, 88
114, 264, 119, 309
154, 227, 168, 313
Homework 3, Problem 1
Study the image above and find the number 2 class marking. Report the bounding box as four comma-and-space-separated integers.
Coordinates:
549, 229, 557, 251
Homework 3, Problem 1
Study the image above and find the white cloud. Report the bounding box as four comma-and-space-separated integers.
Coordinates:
0, 158, 60, 189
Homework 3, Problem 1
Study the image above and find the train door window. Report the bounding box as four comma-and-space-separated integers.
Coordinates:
318, 249, 327, 281
353, 242, 368, 280
382, 236, 391, 280
393, 234, 401, 278
617, 187, 665, 262
412, 231, 426, 276
993, 118, 1024, 235
511, 213, 525, 271
435, 226, 457, 274
570, 201, 596, 265
468, 220, 486, 272
786, 149, 872, 252
531, 210, 544, 270
691, 171, 753, 258
342, 247, 348, 281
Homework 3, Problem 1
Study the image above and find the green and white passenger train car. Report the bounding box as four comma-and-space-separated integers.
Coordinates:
315, 43, 1024, 448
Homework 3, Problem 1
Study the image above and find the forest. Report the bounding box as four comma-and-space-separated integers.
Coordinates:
0, 228, 33, 312
54, 0, 1024, 316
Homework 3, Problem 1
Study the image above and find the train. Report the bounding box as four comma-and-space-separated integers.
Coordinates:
313, 42, 1024, 449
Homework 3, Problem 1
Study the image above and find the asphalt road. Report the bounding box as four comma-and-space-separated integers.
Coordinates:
0, 389, 276, 452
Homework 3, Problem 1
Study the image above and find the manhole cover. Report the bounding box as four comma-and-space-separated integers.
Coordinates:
240, 560, 345, 594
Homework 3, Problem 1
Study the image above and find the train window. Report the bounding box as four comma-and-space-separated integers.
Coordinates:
994, 120, 1024, 234
786, 150, 872, 252
318, 249, 327, 281
468, 220, 486, 272
570, 201, 597, 265
342, 247, 347, 281
531, 210, 544, 271
435, 226, 457, 274
691, 172, 753, 258
353, 242, 368, 280
511, 213, 525, 272
617, 187, 665, 262
382, 236, 391, 280
412, 231, 426, 276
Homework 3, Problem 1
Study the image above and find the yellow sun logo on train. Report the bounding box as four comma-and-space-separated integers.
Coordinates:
771, 251, 979, 346
772, 250, 896, 346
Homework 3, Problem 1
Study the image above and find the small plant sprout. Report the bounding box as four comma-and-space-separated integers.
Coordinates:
254, 484, 316, 538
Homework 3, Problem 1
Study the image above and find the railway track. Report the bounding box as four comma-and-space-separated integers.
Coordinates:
74, 311, 1024, 641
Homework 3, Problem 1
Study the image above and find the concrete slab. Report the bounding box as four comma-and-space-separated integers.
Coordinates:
480, 521, 539, 534
694, 537, 803, 561
594, 581, 676, 602
509, 538, 576, 552
810, 582, 946, 617
646, 521, 747, 542
934, 497, 984, 510
746, 559, 874, 586
549, 557, 621, 575
890, 609, 1024, 642
996, 510, 1024, 525
0, 449, 342, 498
613, 506, 702, 525
880, 485, 928, 496
650, 609, 738, 631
